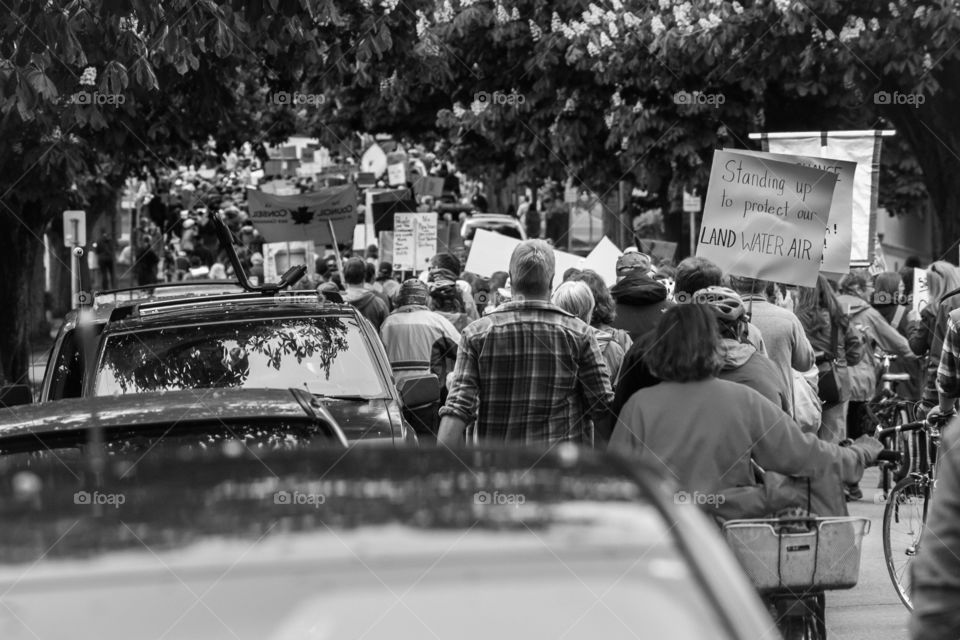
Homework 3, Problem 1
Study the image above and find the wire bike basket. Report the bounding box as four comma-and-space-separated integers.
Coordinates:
722, 517, 871, 592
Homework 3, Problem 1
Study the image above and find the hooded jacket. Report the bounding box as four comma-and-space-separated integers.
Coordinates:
716, 339, 790, 413
837, 293, 915, 401
610, 272, 674, 340
344, 287, 389, 331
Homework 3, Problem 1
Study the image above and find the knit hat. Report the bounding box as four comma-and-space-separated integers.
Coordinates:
396, 279, 430, 307
616, 251, 652, 275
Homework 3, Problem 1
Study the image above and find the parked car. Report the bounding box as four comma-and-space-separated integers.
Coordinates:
79, 291, 425, 445
0, 387, 349, 459
0, 445, 775, 639
460, 213, 527, 247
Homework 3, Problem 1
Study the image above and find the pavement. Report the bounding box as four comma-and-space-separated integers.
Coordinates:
828, 468, 911, 639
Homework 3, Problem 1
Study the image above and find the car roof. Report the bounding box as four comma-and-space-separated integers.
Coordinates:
0, 388, 332, 437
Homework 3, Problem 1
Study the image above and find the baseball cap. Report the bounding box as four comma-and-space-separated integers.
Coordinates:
616, 251, 652, 275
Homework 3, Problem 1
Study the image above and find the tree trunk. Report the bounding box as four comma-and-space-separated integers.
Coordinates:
884, 62, 960, 263
0, 209, 46, 384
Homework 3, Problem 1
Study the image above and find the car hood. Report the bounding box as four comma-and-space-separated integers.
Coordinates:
0, 516, 743, 640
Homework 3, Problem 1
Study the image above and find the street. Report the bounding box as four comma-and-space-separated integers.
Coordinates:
829, 469, 910, 640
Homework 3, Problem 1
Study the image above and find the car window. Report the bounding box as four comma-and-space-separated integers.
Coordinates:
94, 316, 388, 398
48, 330, 85, 400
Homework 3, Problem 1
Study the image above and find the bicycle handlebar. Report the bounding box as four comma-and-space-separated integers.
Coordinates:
876, 420, 926, 440
877, 450, 903, 464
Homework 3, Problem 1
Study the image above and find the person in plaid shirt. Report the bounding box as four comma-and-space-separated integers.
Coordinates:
437, 240, 614, 446
932, 306, 960, 419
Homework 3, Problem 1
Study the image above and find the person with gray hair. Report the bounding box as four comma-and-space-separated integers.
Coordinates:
438, 239, 614, 446
553, 280, 626, 387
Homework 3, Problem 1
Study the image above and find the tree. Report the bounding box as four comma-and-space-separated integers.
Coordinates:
0, 0, 433, 383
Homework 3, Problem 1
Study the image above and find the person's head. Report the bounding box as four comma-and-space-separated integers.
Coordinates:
795, 274, 847, 330
570, 269, 616, 327
315, 258, 330, 281
695, 286, 747, 341
726, 275, 774, 301
872, 271, 903, 306
428, 273, 465, 313
926, 268, 945, 311
377, 261, 393, 281
395, 279, 430, 307
508, 239, 555, 300
899, 267, 914, 298
364, 261, 376, 284
646, 304, 723, 382
929, 261, 960, 309
562, 267, 582, 282
838, 269, 872, 300
431, 253, 462, 277
674, 257, 722, 299
365, 244, 379, 260
489, 271, 509, 292
250, 252, 264, 266
551, 280, 595, 324
905, 255, 923, 269
343, 257, 367, 286
209, 263, 227, 280
615, 251, 652, 280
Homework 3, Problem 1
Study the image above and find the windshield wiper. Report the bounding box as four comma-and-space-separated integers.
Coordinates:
288, 388, 350, 447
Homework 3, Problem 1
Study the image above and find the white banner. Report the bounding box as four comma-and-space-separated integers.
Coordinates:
464, 229, 582, 290
762, 131, 883, 265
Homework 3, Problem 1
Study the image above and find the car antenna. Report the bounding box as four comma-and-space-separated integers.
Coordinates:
210, 211, 306, 293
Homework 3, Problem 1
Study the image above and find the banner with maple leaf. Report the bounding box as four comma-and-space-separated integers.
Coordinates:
247, 184, 358, 247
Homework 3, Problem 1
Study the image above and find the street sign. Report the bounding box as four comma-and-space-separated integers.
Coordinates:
63, 210, 86, 247
682, 191, 701, 212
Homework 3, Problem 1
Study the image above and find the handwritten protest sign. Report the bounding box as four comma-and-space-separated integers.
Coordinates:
728, 149, 856, 276
696, 150, 837, 287
914, 269, 929, 315
248, 184, 357, 247
393, 212, 438, 271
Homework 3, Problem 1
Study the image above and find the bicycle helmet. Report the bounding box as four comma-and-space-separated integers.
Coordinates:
695, 286, 745, 323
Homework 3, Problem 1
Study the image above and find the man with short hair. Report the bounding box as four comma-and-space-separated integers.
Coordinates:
438, 240, 614, 446
729, 275, 815, 416
342, 257, 389, 330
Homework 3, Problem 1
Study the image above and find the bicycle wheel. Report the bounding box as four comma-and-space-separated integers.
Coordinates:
883, 475, 929, 610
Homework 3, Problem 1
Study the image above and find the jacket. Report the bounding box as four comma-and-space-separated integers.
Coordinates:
344, 288, 389, 331
799, 308, 863, 403
875, 303, 925, 401
717, 339, 790, 413
610, 273, 674, 340
838, 294, 916, 401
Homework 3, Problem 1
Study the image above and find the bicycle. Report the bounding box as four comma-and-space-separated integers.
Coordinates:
876, 412, 953, 610
723, 509, 873, 639
864, 353, 920, 497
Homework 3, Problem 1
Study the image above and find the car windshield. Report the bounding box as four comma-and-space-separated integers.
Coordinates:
94, 316, 388, 398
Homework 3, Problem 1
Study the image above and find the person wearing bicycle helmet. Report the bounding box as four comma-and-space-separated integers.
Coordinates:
695, 286, 791, 412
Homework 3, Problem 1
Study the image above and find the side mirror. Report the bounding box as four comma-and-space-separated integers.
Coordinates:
0, 384, 32, 408
397, 374, 440, 408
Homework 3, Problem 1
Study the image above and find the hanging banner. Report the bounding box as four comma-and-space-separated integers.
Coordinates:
727, 149, 856, 277
696, 150, 837, 287
758, 130, 888, 265
247, 184, 357, 247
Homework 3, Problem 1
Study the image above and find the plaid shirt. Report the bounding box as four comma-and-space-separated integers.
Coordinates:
439, 300, 613, 445
938, 311, 960, 400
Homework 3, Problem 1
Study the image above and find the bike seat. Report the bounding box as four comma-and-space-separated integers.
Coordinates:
882, 373, 912, 382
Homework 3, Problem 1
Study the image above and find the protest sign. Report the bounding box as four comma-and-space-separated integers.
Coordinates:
728, 149, 856, 276
366, 188, 417, 232
393, 212, 438, 271
635, 238, 678, 264
760, 131, 889, 265
387, 162, 407, 187
464, 228, 582, 290
248, 184, 357, 247
913, 268, 929, 315
263, 241, 315, 283
696, 150, 837, 287
414, 176, 446, 198
583, 236, 623, 286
